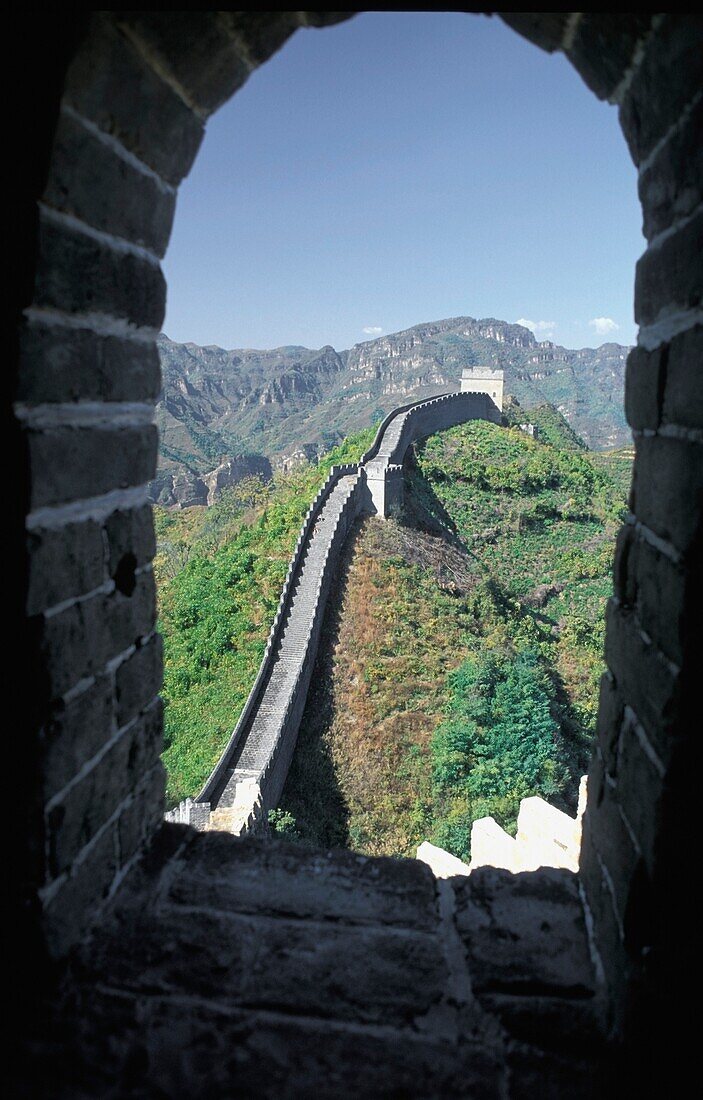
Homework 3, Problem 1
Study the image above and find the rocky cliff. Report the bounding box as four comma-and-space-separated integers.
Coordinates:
153, 318, 630, 505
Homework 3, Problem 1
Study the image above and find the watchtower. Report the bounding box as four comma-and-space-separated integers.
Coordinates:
460, 367, 504, 411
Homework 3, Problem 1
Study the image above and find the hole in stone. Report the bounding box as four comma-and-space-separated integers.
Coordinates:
114, 553, 137, 597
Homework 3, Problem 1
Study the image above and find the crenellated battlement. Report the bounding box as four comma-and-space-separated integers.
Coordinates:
166, 389, 500, 832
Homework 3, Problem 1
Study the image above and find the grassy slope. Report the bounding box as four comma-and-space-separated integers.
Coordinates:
278, 417, 631, 858
157, 426, 376, 806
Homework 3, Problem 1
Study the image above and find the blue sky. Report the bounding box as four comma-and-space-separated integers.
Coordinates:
163, 12, 643, 353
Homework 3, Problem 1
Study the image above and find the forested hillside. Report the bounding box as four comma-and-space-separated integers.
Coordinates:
277, 414, 632, 858
156, 427, 376, 805
156, 409, 631, 861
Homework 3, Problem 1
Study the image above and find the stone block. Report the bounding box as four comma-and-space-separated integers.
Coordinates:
34, 212, 166, 329
604, 598, 680, 762
630, 433, 703, 556
498, 14, 570, 53
220, 12, 303, 63
167, 834, 440, 932
42, 820, 119, 959
26, 518, 105, 615
453, 867, 596, 997
639, 96, 703, 240
105, 504, 156, 575
662, 323, 703, 430
41, 675, 114, 802
115, 634, 163, 726
567, 14, 652, 100
40, 570, 156, 697
624, 344, 663, 430
86, 903, 446, 1027
46, 697, 163, 877
63, 13, 204, 185
27, 424, 158, 509
612, 523, 637, 605
582, 753, 640, 925
18, 319, 162, 404
64, 987, 503, 1098
117, 760, 166, 864
620, 15, 703, 164
595, 671, 624, 776
634, 207, 703, 328
578, 818, 630, 1017
630, 536, 688, 666
115, 12, 255, 114
615, 711, 665, 876
44, 107, 176, 255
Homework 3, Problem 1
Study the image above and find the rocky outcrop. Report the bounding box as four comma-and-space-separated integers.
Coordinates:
156, 319, 631, 488
149, 453, 272, 508
202, 454, 272, 506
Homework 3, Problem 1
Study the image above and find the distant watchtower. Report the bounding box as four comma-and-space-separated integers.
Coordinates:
460, 367, 504, 411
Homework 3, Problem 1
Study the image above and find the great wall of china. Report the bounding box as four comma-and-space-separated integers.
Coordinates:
167, 366, 585, 875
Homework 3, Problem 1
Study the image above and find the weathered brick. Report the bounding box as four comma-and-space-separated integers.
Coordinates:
619, 15, 703, 164
115, 634, 162, 726
578, 821, 629, 1014
115, 12, 255, 114
34, 213, 166, 329
498, 14, 570, 53
26, 519, 105, 615
567, 14, 652, 100
630, 433, 703, 556
116, 762, 166, 866
44, 108, 176, 255
105, 504, 156, 574
595, 671, 624, 775
40, 570, 156, 697
27, 424, 158, 509
634, 207, 703, 328
662, 324, 703, 430
629, 536, 688, 666
168, 833, 440, 932
43, 821, 120, 959
61, 986, 503, 1098
612, 523, 637, 604
220, 11, 304, 63
453, 868, 596, 997
41, 676, 114, 802
87, 903, 446, 1027
583, 752, 640, 925
639, 96, 703, 240
17, 319, 161, 404
63, 14, 204, 185
46, 697, 162, 877
604, 599, 680, 763
616, 711, 665, 876
624, 344, 664, 430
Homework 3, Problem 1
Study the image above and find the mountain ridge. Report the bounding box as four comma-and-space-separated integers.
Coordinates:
153, 316, 631, 506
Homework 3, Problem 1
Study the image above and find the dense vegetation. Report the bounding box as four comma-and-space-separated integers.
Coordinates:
156, 426, 376, 805
277, 411, 631, 859
156, 401, 631, 863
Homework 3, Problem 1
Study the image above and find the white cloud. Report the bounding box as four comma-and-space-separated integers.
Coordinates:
516, 318, 557, 338
363, 326, 383, 336
589, 317, 619, 336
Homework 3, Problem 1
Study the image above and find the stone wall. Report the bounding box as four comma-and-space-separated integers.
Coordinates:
172, 389, 500, 833
11, 11, 703, 1085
